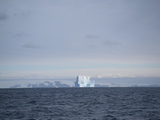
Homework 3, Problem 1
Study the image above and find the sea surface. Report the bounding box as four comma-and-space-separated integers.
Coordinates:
0, 88, 160, 120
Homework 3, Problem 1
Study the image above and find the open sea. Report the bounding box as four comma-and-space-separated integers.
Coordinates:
0, 88, 160, 120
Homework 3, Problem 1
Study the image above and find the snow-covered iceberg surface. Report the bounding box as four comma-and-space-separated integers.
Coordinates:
75, 76, 95, 87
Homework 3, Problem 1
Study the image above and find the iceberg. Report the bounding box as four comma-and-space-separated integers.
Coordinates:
75, 76, 95, 87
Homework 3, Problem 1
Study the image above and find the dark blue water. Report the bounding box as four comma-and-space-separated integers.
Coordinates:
0, 88, 160, 120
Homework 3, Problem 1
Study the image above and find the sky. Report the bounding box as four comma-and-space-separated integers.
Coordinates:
0, 0, 160, 87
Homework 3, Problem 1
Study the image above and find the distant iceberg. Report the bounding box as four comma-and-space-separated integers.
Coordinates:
75, 76, 95, 87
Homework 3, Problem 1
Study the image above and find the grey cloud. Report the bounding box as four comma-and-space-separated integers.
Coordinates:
13, 10, 32, 18
103, 40, 121, 46
14, 32, 30, 38
85, 34, 99, 39
0, 12, 8, 20
22, 44, 42, 49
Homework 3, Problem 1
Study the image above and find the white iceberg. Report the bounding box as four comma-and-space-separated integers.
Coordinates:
75, 76, 95, 87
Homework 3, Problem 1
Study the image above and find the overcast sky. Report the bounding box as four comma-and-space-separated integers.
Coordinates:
0, 0, 160, 82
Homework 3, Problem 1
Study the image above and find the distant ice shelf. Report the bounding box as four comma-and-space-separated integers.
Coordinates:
75, 76, 95, 87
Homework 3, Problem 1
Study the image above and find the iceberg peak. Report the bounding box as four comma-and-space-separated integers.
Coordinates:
75, 76, 95, 87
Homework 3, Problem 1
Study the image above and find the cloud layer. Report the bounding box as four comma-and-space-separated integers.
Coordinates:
0, 0, 160, 79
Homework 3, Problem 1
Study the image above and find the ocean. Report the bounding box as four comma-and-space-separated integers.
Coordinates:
0, 88, 160, 120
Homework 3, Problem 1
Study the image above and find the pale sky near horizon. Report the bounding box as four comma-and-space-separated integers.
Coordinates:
0, 0, 160, 80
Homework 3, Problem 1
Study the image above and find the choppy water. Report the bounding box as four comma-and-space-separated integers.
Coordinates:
0, 88, 160, 120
